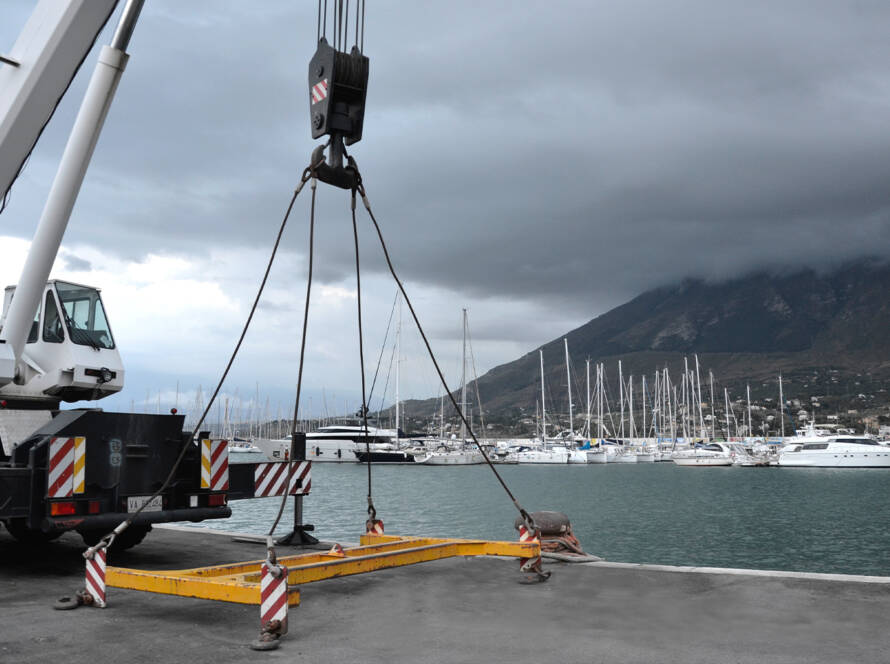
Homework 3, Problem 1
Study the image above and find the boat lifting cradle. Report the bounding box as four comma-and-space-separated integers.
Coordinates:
54, 0, 563, 653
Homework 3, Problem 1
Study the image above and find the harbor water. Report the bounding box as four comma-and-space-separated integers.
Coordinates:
193, 463, 890, 577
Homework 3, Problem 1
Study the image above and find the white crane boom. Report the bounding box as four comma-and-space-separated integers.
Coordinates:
0, 0, 118, 206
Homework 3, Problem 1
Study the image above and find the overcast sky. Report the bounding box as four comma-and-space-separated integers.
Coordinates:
1, 1, 889, 425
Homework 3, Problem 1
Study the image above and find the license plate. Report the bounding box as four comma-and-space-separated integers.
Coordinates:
127, 495, 162, 513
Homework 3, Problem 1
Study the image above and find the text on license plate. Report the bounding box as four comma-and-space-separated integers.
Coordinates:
127, 495, 163, 513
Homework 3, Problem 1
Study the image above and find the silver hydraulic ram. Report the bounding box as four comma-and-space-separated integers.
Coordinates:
0, 0, 143, 387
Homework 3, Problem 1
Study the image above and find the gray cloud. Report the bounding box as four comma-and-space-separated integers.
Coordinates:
3, 0, 890, 333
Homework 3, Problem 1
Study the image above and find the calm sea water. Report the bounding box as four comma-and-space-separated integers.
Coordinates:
193, 463, 890, 576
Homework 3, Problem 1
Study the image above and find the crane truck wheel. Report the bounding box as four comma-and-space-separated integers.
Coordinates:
78, 524, 152, 551
4, 519, 63, 545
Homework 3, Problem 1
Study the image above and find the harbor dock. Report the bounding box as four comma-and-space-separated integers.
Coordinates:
3, 525, 889, 663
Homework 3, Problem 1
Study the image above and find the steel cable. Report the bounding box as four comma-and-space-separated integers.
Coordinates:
267, 173, 318, 537
350, 189, 375, 519
84, 168, 312, 557
352, 171, 537, 530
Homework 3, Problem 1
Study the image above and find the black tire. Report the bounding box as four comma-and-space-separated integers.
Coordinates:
4, 519, 63, 545
78, 524, 152, 551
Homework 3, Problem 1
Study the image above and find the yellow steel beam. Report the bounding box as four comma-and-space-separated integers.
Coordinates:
105, 535, 538, 606
106, 566, 302, 606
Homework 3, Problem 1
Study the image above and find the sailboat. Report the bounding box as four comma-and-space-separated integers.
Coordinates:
353, 294, 425, 464
515, 350, 569, 463
585, 360, 608, 463
420, 309, 484, 466
563, 339, 589, 464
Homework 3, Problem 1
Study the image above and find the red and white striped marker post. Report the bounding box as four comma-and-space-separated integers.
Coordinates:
251, 556, 289, 650
84, 547, 107, 608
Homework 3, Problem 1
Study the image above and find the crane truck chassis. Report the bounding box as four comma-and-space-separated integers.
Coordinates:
0, 408, 309, 549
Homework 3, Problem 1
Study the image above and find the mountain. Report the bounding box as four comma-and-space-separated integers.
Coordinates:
403, 259, 890, 425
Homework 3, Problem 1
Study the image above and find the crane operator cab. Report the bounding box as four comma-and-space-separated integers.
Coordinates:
0, 279, 124, 405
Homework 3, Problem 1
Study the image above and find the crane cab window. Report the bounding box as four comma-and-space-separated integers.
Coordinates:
55, 282, 115, 350
26, 307, 39, 343
42, 291, 64, 343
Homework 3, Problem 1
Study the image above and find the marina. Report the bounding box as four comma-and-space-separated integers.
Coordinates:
1, 1, 889, 661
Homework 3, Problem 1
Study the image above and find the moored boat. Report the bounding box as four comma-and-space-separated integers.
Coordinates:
778, 436, 890, 468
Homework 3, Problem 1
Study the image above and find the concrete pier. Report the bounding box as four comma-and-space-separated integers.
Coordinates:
2, 524, 889, 663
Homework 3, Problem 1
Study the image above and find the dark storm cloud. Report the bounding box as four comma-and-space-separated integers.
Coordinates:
4, 0, 890, 311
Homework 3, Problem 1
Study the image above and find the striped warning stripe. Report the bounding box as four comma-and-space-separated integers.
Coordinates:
85, 548, 107, 608
310, 78, 328, 104
518, 524, 541, 572
72, 437, 86, 494
260, 562, 288, 627
48, 437, 75, 498
200, 439, 229, 491
366, 519, 384, 535
253, 461, 311, 497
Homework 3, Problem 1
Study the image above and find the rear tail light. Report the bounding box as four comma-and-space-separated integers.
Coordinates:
50, 501, 76, 516
88, 500, 101, 514
208, 494, 227, 507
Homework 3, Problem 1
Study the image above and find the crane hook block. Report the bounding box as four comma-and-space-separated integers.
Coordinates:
308, 38, 369, 146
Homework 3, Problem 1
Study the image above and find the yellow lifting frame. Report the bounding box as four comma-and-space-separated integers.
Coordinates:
105, 533, 539, 607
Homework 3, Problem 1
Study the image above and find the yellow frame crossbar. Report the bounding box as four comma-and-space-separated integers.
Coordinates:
105, 534, 538, 606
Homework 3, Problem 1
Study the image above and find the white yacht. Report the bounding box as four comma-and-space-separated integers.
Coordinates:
585, 443, 608, 464
306, 425, 398, 462
672, 442, 739, 467
513, 446, 570, 464
227, 440, 265, 464
419, 444, 484, 465
778, 437, 890, 468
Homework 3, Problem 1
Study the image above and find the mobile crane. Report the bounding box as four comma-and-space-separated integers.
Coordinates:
0, 0, 308, 549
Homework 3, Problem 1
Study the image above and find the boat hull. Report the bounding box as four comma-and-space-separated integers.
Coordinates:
672, 456, 733, 466
353, 450, 420, 464
421, 452, 485, 465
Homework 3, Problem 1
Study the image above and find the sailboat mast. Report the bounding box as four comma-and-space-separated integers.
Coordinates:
395, 296, 401, 437
459, 308, 467, 441
585, 358, 591, 440
695, 355, 705, 439
778, 373, 785, 439
597, 363, 603, 439
628, 375, 634, 439
439, 392, 444, 439
746, 384, 752, 440
642, 375, 647, 440
564, 339, 573, 440
724, 388, 731, 439
709, 370, 716, 439
670, 383, 678, 448
540, 349, 547, 443
618, 360, 624, 439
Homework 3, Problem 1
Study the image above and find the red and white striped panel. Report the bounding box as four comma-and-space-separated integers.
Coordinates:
253, 461, 311, 497
518, 524, 541, 572
260, 562, 288, 628
201, 439, 229, 491
85, 548, 107, 608
48, 437, 76, 498
310, 78, 328, 104
366, 519, 384, 535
